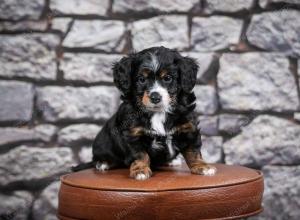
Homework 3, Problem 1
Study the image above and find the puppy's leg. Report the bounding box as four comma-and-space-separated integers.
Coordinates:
175, 121, 216, 175
182, 147, 216, 176
130, 152, 152, 180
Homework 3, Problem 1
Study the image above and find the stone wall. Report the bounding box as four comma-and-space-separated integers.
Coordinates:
0, 0, 300, 219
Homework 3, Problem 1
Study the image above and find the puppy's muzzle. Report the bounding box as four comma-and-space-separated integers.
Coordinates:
150, 92, 162, 104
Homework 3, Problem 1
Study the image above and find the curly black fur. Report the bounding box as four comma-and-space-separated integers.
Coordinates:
72, 46, 202, 172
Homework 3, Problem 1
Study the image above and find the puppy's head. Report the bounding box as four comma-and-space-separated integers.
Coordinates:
113, 47, 198, 113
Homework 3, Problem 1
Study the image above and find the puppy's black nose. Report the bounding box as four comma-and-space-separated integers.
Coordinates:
150, 92, 162, 104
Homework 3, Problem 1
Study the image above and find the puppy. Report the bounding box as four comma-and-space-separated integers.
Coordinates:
72, 46, 216, 180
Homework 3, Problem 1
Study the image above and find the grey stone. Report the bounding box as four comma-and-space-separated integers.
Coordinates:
113, 0, 199, 13
201, 136, 223, 163
194, 85, 218, 115
260, 0, 300, 8
50, 0, 109, 16
295, 113, 300, 122
132, 16, 189, 51
61, 53, 122, 83
0, 81, 34, 122
34, 124, 58, 142
247, 10, 300, 57
0, 20, 48, 32
79, 146, 92, 163
0, 124, 57, 146
57, 124, 101, 145
218, 53, 299, 111
37, 86, 120, 122
0, 191, 33, 220
0, 145, 74, 185
205, 0, 254, 13
255, 166, 300, 219
51, 18, 73, 33
0, 34, 59, 80
0, 0, 45, 20
181, 52, 216, 83
198, 115, 219, 136
224, 115, 300, 167
63, 20, 126, 52
191, 16, 243, 52
219, 114, 250, 135
33, 181, 60, 220
299, 61, 300, 89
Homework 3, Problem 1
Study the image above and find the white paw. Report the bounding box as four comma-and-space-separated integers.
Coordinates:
135, 173, 150, 181
202, 167, 217, 176
96, 162, 109, 172
168, 156, 183, 166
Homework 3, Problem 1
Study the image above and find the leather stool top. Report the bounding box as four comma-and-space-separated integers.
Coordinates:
58, 164, 264, 220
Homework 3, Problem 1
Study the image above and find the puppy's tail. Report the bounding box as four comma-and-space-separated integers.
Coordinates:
71, 161, 95, 172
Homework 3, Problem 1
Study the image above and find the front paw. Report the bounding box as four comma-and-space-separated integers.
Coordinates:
95, 161, 109, 172
130, 166, 152, 181
190, 165, 217, 176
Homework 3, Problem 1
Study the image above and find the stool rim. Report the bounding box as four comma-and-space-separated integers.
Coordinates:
60, 164, 263, 192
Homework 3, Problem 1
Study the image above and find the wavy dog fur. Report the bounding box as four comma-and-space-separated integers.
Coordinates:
72, 46, 216, 180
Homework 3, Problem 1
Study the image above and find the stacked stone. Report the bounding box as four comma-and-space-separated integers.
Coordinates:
0, 0, 299, 219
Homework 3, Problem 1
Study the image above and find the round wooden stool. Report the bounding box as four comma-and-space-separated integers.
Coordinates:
58, 164, 263, 220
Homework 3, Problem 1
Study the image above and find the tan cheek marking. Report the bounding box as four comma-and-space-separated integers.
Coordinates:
176, 122, 196, 133
142, 92, 150, 106
130, 127, 144, 137
170, 95, 176, 103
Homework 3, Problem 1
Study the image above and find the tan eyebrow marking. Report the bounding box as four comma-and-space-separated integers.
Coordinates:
140, 68, 151, 77
159, 70, 168, 78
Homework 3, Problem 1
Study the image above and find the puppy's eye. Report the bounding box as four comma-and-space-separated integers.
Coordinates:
138, 76, 146, 84
162, 75, 172, 83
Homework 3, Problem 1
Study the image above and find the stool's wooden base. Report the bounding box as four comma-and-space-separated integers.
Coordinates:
58, 164, 264, 220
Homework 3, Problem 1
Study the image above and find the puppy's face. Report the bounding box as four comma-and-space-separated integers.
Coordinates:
135, 53, 178, 113
113, 47, 198, 113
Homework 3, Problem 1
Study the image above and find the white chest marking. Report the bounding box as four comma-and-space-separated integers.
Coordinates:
150, 113, 175, 157
151, 112, 166, 136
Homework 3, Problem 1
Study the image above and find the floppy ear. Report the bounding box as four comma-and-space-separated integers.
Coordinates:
113, 55, 134, 96
178, 56, 198, 93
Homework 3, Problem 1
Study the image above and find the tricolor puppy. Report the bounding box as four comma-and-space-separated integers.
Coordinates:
72, 46, 216, 180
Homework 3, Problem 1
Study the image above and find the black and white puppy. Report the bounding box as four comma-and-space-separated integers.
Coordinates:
72, 46, 216, 180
